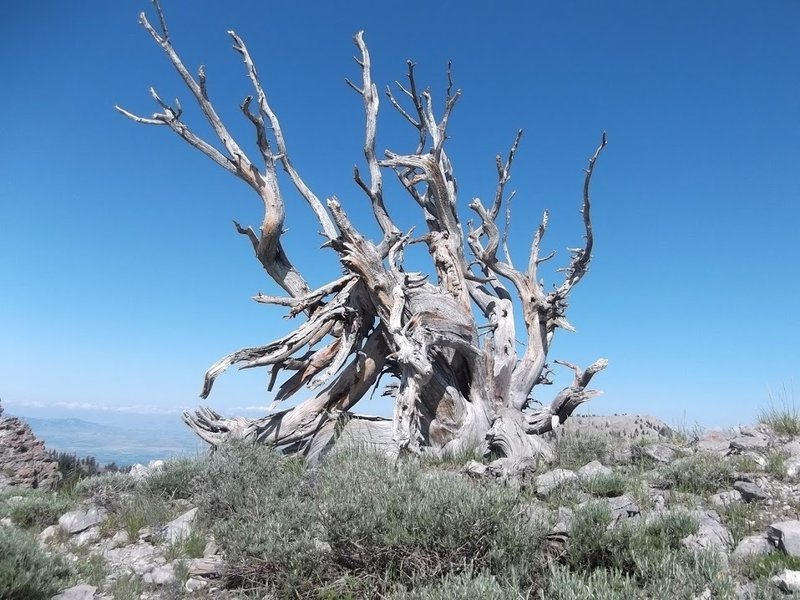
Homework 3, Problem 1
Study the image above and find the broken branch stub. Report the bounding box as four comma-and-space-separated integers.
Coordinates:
119, 0, 608, 463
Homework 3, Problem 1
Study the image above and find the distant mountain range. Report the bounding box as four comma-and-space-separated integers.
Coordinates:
22, 416, 206, 466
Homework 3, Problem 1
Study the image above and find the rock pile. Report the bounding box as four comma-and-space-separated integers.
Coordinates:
0, 399, 60, 491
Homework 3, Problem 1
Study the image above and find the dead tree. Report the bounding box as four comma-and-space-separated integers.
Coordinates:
117, 1, 608, 467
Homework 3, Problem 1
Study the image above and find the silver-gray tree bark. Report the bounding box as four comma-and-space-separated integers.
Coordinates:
118, 1, 608, 467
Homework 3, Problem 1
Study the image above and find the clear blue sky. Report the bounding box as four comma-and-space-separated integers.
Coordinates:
1, 1, 798, 429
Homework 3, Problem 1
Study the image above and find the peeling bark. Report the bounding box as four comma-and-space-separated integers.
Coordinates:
119, 1, 608, 464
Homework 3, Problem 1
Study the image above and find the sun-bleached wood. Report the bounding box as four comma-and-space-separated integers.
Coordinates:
118, 0, 608, 466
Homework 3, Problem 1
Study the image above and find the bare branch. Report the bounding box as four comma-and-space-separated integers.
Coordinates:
554, 132, 608, 296
350, 31, 400, 240
227, 30, 337, 240
114, 105, 164, 126
490, 129, 523, 219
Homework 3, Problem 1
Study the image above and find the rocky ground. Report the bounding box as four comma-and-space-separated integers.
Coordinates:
2, 411, 800, 599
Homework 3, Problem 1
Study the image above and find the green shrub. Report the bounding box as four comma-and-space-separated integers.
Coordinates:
139, 456, 206, 500
165, 529, 206, 560
568, 502, 697, 576
191, 441, 325, 596
737, 552, 800, 580
566, 503, 731, 598
718, 501, 761, 545
74, 553, 107, 587
109, 573, 142, 600
758, 388, 800, 436
0, 526, 70, 599
656, 453, 734, 495
583, 472, 628, 497
765, 449, 789, 479
115, 493, 175, 540
0, 490, 74, 531
386, 571, 521, 600
318, 448, 547, 590
74, 472, 136, 510
551, 430, 611, 469
540, 564, 637, 600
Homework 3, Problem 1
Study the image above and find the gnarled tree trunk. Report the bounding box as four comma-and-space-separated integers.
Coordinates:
118, 1, 608, 467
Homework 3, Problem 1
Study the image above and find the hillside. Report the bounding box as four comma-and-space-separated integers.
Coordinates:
2, 412, 800, 599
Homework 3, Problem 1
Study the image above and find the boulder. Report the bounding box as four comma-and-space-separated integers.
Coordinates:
767, 520, 800, 556
534, 468, 577, 497
697, 430, 733, 454
464, 460, 486, 478
607, 495, 640, 522
733, 535, 773, 558
577, 460, 612, 481
733, 480, 769, 503
635, 443, 681, 464
185, 578, 209, 592
143, 564, 177, 586
784, 455, 800, 479
37, 524, 60, 544
771, 569, 800, 593
710, 490, 743, 508
730, 431, 770, 453
681, 510, 733, 553
163, 507, 198, 543
51, 585, 97, 600
59, 507, 107, 535
782, 440, 800, 457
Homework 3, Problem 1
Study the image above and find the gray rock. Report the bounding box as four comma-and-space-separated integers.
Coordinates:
143, 564, 176, 586
38, 524, 59, 544
733, 535, 773, 558
464, 460, 486, 478
784, 455, 800, 479
767, 520, 800, 556
535, 468, 577, 497
771, 569, 800, 593
110, 531, 129, 548
521, 503, 553, 528
733, 480, 769, 502
636, 443, 680, 464
741, 451, 767, 469
185, 578, 209, 592
681, 510, 733, 553
51, 584, 97, 600
697, 431, 733, 454
70, 526, 101, 547
577, 460, 612, 480
59, 507, 107, 534
0, 517, 13, 528
730, 432, 770, 452
163, 507, 198, 543
782, 440, 800, 457
607, 495, 640, 522
103, 542, 164, 575
551, 506, 574, 536
710, 490, 743, 508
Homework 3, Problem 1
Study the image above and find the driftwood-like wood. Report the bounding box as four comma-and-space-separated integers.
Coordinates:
118, 1, 608, 465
